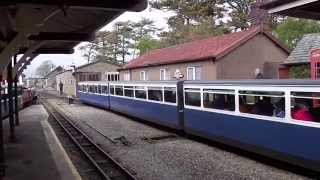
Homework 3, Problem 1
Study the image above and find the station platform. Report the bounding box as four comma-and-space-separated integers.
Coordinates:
2, 105, 81, 180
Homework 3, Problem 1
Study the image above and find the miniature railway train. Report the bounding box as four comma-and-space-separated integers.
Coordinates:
1, 87, 35, 118
78, 80, 320, 172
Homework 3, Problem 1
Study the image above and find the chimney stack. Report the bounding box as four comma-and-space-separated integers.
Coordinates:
249, 0, 271, 30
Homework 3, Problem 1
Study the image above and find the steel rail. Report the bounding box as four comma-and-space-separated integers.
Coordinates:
40, 98, 136, 180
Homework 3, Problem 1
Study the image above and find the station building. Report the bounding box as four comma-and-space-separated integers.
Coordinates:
56, 60, 120, 97
75, 60, 120, 82
44, 66, 64, 88
119, 26, 290, 81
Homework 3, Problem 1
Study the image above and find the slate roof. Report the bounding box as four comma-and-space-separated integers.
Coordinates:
44, 66, 64, 78
122, 26, 290, 70
76, 60, 120, 70
285, 33, 320, 65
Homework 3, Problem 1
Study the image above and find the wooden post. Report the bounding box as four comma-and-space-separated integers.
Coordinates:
7, 59, 15, 142
14, 55, 19, 126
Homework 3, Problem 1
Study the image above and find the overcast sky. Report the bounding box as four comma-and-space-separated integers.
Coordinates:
25, 5, 173, 77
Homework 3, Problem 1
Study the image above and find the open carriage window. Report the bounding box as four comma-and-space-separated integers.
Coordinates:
164, 87, 176, 103
203, 89, 235, 111
148, 87, 163, 102
135, 86, 146, 99
239, 91, 285, 118
185, 88, 201, 107
89, 85, 94, 93
124, 86, 134, 97
291, 92, 320, 122
102, 86, 108, 94
115, 86, 123, 96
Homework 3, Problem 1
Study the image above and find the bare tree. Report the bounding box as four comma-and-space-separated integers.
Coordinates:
36, 60, 56, 77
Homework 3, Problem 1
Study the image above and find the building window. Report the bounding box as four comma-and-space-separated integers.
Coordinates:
140, 71, 147, 81
160, 69, 166, 80
160, 69, 170, 80
107, 72, 119, 81
124, 72, 130, 81
88, 73, 99, 81
187, 66, 201, 80
79, 74, 86, 81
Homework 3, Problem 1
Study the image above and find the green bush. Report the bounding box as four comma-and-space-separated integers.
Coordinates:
289, 65, 310, 79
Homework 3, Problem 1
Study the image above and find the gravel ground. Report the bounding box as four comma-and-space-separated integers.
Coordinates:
40, 90, 312, 180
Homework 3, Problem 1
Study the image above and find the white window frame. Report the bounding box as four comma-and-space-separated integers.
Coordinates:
160, 69, 166, 80
107, 72, 120, 82
187, 67, 196, 80
140, 71, 146, 81
124, 72, 130, 81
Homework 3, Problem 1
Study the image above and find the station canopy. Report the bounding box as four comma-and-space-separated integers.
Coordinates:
262, 0, 320, 20
0, 0, 147, 74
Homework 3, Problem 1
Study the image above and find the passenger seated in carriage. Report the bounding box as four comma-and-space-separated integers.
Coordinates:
274, 99, 285, 118
292, 102, 314, 122
251, 97, 273, 116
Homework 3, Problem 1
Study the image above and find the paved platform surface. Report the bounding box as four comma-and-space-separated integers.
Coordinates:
41, 89, 311, 180
2, 105, 81, 180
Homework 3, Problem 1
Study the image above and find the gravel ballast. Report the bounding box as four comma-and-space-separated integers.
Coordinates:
41, 90, 312, 180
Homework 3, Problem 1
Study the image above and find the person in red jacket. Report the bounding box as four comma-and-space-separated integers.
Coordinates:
292, 102, 314, 121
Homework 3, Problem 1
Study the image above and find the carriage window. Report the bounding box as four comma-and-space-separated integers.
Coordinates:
203, 89, 235, 111
291, 92, 320, 122
239, 90, 285, 118
98, 85, 102, 94
115, 86, 123, 96
110, 85, 115, 95
124, 86, 134, 97
135, 86, 146, 99
164, 87, 176, 103
148, 87, 163, 101
185, 88, 201, 107
102, 86, 108, 94
89, 85, 94, 93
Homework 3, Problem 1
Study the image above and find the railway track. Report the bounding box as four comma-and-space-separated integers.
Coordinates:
40, 97, 137, 180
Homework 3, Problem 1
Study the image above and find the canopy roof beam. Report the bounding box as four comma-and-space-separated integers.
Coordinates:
0, 0, 146, 11
0, 7, 61, 72
28, 32, 94, 41
16, 54, 38, 77
18, 48, 74, 54
13, 41, 45, 76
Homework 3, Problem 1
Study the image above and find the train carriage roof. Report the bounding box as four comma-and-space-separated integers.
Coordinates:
184, 79, 320, 86
109, 81, 179, 85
